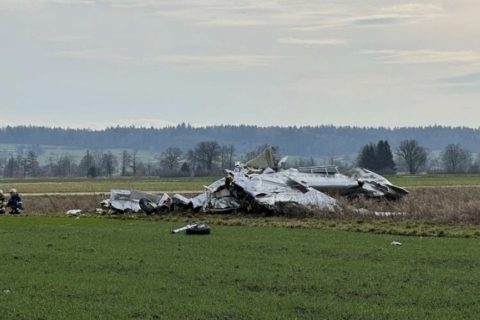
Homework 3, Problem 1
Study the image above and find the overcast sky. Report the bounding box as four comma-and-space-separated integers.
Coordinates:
1, 0, 479, 129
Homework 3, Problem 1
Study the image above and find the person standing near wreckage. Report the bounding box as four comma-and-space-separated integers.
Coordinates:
0, 190, 6, 214
7, 189, 24, 214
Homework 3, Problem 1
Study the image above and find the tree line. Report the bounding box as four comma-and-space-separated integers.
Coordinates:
0, 141, 238, 178
0, 139, 479, 178
357, 140, 480, 174
1, 125, 480, 157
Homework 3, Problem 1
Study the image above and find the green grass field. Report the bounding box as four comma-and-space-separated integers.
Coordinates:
2, 174, 480, 194
0, 177, 217, 194
0, 216, 478, 319
387, 174, 480, 187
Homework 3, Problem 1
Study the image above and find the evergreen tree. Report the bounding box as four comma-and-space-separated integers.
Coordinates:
376, 140, 396, 174
357, 143, 377, 170
358, 140, 396, 173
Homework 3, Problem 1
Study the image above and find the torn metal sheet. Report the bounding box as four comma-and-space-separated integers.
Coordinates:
94, 149, 409, 216
342, 168, 409, 200
225, 170, 337, 213
105, 190, 171, 214
171, 169, 337, 214
172, 179, 239, 212
171, 149, 408, 214
245, 148, 276, 170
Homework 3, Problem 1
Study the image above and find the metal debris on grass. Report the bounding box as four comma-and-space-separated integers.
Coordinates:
94, 148, 409, 216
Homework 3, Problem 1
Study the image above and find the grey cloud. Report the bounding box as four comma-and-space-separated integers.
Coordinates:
361, 50, 480, 64
277, 37, 347, 46
54, 49, 279, 68
438, 72, 480, 85
351, 14, 413, 26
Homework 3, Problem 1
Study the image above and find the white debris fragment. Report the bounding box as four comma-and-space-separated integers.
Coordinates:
374, 211, 407, 217
66, 210, 82, 216
391, 241, 402, 246
3, 289, 11, 294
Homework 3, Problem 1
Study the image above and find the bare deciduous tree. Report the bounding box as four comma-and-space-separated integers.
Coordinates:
220, 144, 235, 170
56, 154, 77, 177
193, 141, 221, 171
396, 140, 427, 174
78, 150, 97, 177
121, 150, 131, 176
160, 147, 183, 172
130, 150, 138, 176
100, 152, 118, 176
441, 144, 471, 173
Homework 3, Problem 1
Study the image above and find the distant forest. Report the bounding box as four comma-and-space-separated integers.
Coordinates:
1, 125, 479, 156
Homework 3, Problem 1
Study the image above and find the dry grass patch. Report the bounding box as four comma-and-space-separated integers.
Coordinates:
20, 187, 480, 238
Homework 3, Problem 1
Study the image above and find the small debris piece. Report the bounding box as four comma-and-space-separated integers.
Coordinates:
186, 224, 211, 235
172, 224, 198, 234
391, 241, 402, 246
172, 224, 211, 235
66, 210, 82, 217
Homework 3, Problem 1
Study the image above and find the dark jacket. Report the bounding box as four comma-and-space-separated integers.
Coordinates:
8, 194, 23, 209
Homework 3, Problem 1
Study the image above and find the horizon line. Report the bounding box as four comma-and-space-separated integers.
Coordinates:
0, 124, 479, 131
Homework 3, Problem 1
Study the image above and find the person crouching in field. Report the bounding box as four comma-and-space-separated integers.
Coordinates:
0, 190, 6, 214
7, 189, 24, 214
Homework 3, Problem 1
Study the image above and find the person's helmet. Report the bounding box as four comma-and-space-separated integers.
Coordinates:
9, 188, 17, 194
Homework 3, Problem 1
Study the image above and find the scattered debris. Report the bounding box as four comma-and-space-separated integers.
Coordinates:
391, 241, 403, 246
92, 148, 408, 216
172, 224, 211, 235
102, 190, 171, 214
186, 224, 211, 235
170, 148, 408, 215
373, 211, 407, 217
355, 209, 407, 217
172, 224, 198, 234
3, 289, 11, 295
66, 209, 83, 217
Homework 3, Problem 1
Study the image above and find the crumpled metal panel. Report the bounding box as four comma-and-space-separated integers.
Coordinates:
168, 148, 410, 214
109, 190, 171, 213
226, 170, 337, 212
245, 148, 276, 169
170, 163, 408, 214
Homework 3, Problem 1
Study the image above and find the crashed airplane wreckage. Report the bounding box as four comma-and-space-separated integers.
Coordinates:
100, 149, 408, 215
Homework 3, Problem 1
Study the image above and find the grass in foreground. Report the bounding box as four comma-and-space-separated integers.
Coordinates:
156, 214, 480, 239
0, 216, 479, 319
